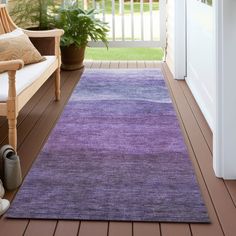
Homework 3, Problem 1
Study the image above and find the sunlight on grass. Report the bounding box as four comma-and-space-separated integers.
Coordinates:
85, 47, 164, 61
82, 1, 159, 14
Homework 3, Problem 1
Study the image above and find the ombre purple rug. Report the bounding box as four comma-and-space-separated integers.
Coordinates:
7, 69, 209, 222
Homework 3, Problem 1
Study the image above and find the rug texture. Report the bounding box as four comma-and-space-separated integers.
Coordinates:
7, 69, 209, 222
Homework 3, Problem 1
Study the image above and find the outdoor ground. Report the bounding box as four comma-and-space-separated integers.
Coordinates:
85, 47, 164, 60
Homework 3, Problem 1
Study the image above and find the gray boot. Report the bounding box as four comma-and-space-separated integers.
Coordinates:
4, 154, 22, 191
0, 145, 22, 191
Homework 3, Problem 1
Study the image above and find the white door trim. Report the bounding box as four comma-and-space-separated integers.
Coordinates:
213, 0, 236, 179
173, 0, 186, 80
173, 0, 236, 179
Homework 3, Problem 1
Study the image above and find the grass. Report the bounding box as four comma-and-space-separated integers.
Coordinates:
83, 1, 159, 14
85, 47, 164, 61
101, 1, 159, 14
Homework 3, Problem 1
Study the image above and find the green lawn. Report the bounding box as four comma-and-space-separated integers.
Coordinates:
101, 2, 159, 14
85, 47, 164, 61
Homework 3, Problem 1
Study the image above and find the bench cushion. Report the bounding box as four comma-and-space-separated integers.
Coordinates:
0, 56, 57, 102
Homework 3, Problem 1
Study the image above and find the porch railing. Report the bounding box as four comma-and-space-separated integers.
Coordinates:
63, 0, 166, 48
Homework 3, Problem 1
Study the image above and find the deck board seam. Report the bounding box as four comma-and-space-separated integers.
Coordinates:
179, 82, 212, 154
52, 220, 59, 236
223, 181, 236, 208
22, 220, 30, 236
106, 221, 110, 236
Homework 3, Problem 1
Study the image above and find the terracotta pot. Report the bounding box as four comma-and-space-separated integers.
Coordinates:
60, 45, 85, 71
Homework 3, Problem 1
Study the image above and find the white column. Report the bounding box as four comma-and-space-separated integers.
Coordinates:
166, 0, 186, 80
214, 0, 236, 179
173, 0, 186, 80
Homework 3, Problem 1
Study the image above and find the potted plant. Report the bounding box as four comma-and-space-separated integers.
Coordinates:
52, 5, 109, 70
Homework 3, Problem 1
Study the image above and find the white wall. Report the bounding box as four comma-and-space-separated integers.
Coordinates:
186, 0, 215, 130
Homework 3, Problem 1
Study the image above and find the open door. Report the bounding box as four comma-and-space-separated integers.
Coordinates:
185, 0, 215, 130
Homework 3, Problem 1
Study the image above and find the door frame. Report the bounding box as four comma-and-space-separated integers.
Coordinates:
174, 0, 236, 179
213, 0, 236, 179
169, 0, 186, 80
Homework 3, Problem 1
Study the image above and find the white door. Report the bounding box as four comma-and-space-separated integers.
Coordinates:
186, 0, 215, 130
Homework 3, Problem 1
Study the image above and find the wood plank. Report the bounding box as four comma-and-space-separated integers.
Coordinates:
54, 221, 80, 236
109, 222, 132, 236
162, 63, 236, 236
179, 81, 213, 152
183, 130, 223, 236
136, 61, 145, 68
84, 60, 93, 69
145, 61, 154, 68
0, 218, 28, 236
127, 61, 137, 68
79, 221, 108, 236
119, 61, 128, 68
91, 61, 102, 69
101, 61, 111, 69
0, 116, 6, 128
133, 222, 160, 236
109, 61, 119, 69
153, 61, 162, 68
225, 180, 236, 206
161, 224, 191, 236
179, 119, 223, 236
24, 220, 57, 236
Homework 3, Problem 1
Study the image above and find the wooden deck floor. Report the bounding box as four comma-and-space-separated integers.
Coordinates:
0, 60, 236, 236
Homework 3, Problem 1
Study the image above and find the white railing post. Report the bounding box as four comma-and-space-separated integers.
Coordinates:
102, 0, 106, 22
149, 0, 153, 41
159, 0, 167, 47
121, 0, 125, 41
112, 0, 116, 41
140, 0, 144, 40
130, 0, 134, 41
88, 0, 166, 48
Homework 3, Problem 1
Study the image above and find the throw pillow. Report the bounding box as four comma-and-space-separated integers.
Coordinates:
0, 30, 45, 73
0, 29, 24, 39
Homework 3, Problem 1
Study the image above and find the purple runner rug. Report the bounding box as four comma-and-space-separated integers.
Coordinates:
7, 69, 209, 222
